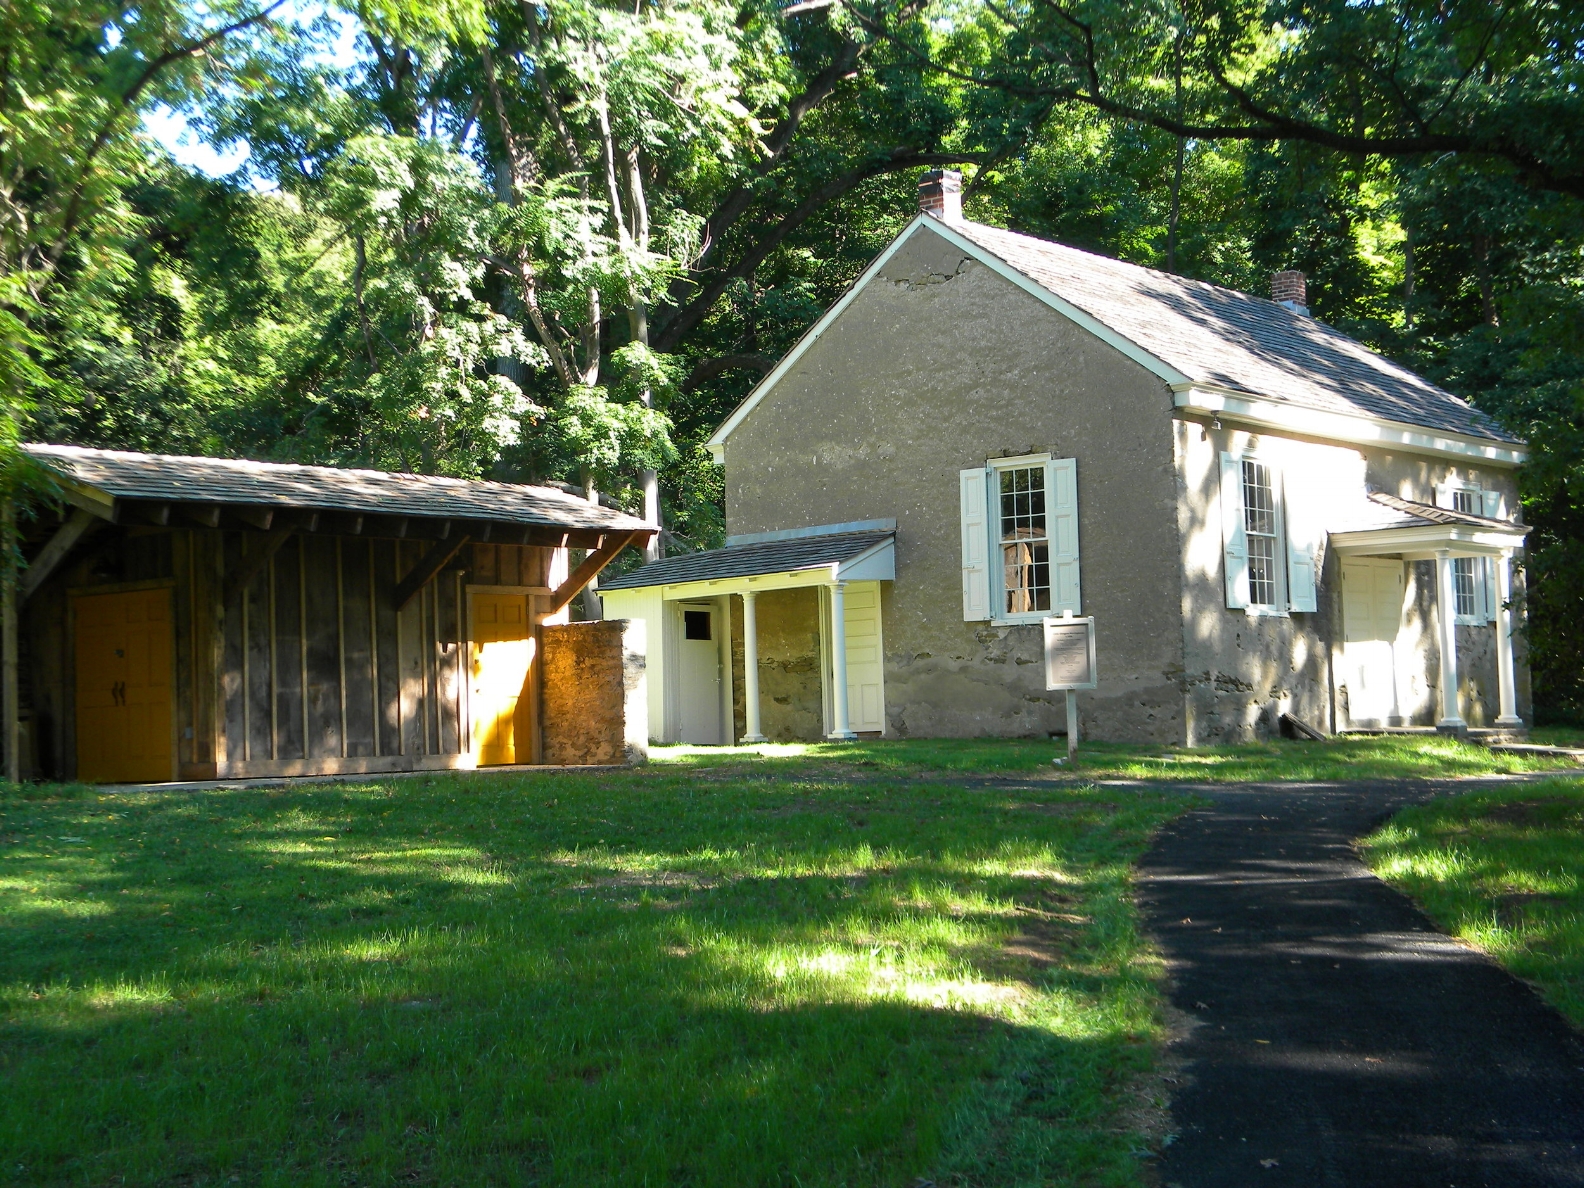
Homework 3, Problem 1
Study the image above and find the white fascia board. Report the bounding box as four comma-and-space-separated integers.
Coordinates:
1175, 385, 1528, 467
658, 565, 839, 601
704, 216, 1188, 461
1330, 523, 1529, 558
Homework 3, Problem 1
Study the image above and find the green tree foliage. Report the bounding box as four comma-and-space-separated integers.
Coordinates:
17, 0, 1584, 718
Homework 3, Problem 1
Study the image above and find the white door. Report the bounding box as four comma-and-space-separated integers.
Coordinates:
1342, 559, 1405, 725
677, 603, 724, 744
843, 582, 885, 732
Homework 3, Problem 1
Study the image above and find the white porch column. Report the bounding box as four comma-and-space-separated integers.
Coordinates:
827, 581, 856, 740
1494, 550, 1522, 727
741, 590, 767, 743
1435, 549, 1465, 729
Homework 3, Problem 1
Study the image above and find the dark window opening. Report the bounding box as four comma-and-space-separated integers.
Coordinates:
684, 610, 712, 640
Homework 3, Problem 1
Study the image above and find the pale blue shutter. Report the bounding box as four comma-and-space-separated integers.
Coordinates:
1047, 458, 1081, 614
960, 467, 991, 621
1220, 452, 1249, 609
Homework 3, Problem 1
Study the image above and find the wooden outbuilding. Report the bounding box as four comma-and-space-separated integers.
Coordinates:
7, 445, 654, 783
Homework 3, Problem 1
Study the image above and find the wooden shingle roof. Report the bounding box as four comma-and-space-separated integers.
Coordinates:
23, 444, 653, 546
953, 222, 1518, 445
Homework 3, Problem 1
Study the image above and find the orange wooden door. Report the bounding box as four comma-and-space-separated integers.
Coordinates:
75, 588, 175, 783
470, 593, 534, 765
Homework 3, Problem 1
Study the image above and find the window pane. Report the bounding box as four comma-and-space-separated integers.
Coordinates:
1000, 467, 1046, 542
1452, 489, 1477, 515
1453, 558, 1477, 618
1242, 461, 1276, 537
1003, 540, 1051, 614
1248, 535, 1277, 607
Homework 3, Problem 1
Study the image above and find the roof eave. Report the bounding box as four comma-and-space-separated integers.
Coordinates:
1330, 522, 1529, 558
1174, 385, 1527, 466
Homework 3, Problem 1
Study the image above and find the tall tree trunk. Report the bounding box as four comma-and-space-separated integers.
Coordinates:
1474, 234, 1499, 327
1403, 224, 1417, 331
1167, 35, 1184, 274
2, 492, 17, 783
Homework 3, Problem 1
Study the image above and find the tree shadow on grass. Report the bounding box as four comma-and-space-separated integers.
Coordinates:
0, 774, 1174, 1187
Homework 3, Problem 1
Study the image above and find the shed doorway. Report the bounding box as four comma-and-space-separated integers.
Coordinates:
74, 587, 175, 783
470, 591, 535, 765
677, 603, 725, 744
1342, 558, 1406, 725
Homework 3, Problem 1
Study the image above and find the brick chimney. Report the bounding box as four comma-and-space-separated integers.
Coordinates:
1272, 270, 1309, 315
919, 169, 962, 223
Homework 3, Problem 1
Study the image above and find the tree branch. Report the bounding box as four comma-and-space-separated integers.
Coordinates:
654, 149, 994, 352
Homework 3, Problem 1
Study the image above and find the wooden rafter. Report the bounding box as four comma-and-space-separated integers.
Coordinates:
19, 510, 102, 603
543, 531, 646, 615
223, 526, 297, 605
393, 534, 473, 612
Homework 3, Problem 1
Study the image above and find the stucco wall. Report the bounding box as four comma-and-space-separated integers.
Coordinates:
723, 221, 1187, 743
727, 588, 824, 741
1175, 420, 1528, 742
541, 619, 648, 764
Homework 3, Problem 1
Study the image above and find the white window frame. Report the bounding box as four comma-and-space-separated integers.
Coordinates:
1438, 479, 1496, 625
990, 453, 1056, 625
1221, 449, 1291, 616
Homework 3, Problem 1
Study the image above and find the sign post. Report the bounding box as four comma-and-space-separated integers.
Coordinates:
1043, 612, 1097, 761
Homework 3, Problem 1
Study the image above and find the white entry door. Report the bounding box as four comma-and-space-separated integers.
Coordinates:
821, 581, 886, 734
677, 603, 724, 744
1342, 558, 1405, 725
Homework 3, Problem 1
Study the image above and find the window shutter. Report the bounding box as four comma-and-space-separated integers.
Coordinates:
1048, 457, 1081, 614
1481, 489, 1503, 622
959, 467, 991, 621
1220, 452, 1249, 609
1284, 460, 1319, 613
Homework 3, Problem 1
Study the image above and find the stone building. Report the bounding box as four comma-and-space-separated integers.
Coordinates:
600, 171, 1529, 747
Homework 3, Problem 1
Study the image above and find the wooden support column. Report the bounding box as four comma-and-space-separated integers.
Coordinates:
741, 590, 766, 743
1435, 549, 1465, 729
1495, 550, 1522, 727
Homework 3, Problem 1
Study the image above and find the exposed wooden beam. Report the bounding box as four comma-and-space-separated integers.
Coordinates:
543, 531, 645, 615
133, 502, 172, 526
57, 484, 118, 523
182, 504, 222, 528
342, 513, 364, 535
393, 534, 473, 612
223, 527, 296, 605
19, 510, 101, 603
233, 506, 274, 530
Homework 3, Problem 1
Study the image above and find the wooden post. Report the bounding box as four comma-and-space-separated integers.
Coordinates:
2, 495, 16, 783
1065, 689, 1079, 761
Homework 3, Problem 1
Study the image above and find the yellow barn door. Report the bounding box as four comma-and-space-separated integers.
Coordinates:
470, 592, 535, 765
75, 588, 175, 783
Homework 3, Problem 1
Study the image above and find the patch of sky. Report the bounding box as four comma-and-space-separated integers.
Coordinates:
140, 0, 362, 183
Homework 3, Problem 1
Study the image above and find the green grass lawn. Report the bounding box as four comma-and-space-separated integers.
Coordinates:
1362, 778, 1584, 1028
0, 760, 1186, 1187
648, 733, 1582, 783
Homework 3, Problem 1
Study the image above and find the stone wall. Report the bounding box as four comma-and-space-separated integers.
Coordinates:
728, 588, 824, 741
721, 220, 1187, 744
541, 619, 647, 764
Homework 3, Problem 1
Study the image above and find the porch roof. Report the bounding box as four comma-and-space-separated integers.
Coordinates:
1329, 492, 1528, 558
600, 529, 894, 594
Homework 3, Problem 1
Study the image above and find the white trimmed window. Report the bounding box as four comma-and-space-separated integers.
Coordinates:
1438, 481, 1501, 624
960, 455, 1080, 622
1219, 449, 1317, 614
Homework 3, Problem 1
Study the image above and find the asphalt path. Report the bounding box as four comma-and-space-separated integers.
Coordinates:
1136, 779, 1584, 1188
